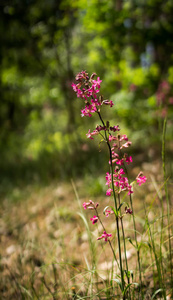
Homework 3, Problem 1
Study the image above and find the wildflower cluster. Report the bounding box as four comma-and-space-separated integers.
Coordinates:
83, 199, 99, 210
106, 167, 133, 196
82, 200, 112, 241
72, 71, 113, 117
97, 231, 112, 242
72, 71, 147, 243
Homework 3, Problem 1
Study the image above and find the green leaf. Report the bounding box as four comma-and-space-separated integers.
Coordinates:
127, 237, 137, 249
118, 201, 127, 212
111, 207, 119, 217
123, 282, 139, 296
111, 278, 123, 291
151, 288, 163, 299
103, 206, 111, 215
124, 269, 133, 280
138, 241, 152, 251
130, 270, 134, 281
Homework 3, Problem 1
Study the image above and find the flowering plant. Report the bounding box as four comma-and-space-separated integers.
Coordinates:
72, 71, 147, 299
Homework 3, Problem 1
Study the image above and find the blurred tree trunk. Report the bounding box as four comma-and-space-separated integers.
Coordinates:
65, 30, 75, 132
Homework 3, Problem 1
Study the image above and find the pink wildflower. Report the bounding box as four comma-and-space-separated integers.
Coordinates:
103, 100, 114, 107
109, 135, 117, 142
86, 129, 99, 139
125, 207, 133, 214
96, 125, 107, 132
120, 135, 128, 141
92, 77, 102, 89
116, 158, 124, 165
125, 156, 133, 165
86, 129, 94, 140
106, 188, 113, 196
91, 84, 100, 98
91, 98, 101, 106
75, 70, 89, 81
71, 83, 78, 92
105, 172, 112, 187
105, 209, 114, 217
90, 215, 98, 224
112, 152, 119, 158
83, 202, 87, 209
136, 175, 147, 186
83, 200, 95, 209
110, 125, 120, 132
127, 185, 133, 195
81, 104, 97, 117
97, 231, 112, 242
120, 141, 132, 149
119, 168, 125, 175
109, 100, 114, 107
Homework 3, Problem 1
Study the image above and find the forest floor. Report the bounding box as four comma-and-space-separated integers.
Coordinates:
0, 156, 172, 299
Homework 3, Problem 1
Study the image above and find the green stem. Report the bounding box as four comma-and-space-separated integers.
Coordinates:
129, 194, 143, 300
119, 150, 143, 299
97, 111, 125, 297
144, 202, 165, 299
118, 194, 131, 300
94, 207, 119, 268
162, 118, 173, 293
159, 174, 165, 292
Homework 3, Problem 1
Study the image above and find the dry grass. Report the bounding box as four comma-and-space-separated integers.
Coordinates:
0, 159, 172, 299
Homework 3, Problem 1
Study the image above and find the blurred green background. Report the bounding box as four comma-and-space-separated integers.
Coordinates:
1, 0, 173, 189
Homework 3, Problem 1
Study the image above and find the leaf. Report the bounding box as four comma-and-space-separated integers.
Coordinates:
77, 212, 90, 233
151, 288, 163, 299
127, 237, 137, 249
124, 269, 133, 280
111, 206, 119, 217
19, 285, 32, 298
111, 278, 123, 291
118, 201, 127, 212
123, 282, 139, 296
130, 270, 134, 280
138, 241, 152, 251
103, 206, 111, 215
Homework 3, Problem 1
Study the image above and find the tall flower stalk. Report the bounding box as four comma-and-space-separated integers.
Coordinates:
72, 71, 146, 298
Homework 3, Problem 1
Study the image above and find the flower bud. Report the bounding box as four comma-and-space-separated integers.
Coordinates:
90, 73, 97, 79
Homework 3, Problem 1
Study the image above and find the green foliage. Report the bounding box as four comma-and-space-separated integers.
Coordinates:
0, 0, 173, 184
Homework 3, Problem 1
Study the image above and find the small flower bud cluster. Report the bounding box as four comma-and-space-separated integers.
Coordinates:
105, 209, 114, 217
106, 129, 146, 197
84, 201, 99, 224
72, 71, 114, 117
136, 172, 147, 186
83, 200, 112, 242
86, 124, 120, 140
90, 215, 98, 224
97, 231, 112, 242
83, 200, 99, 210
125, 207, 133, 215
106, 168, 133, 196
110, 153, 133, 166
